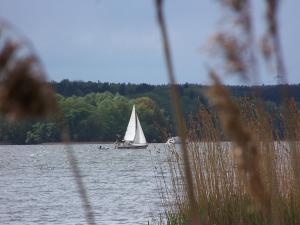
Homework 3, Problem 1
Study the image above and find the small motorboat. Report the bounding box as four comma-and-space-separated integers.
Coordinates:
165, 136, 182, 145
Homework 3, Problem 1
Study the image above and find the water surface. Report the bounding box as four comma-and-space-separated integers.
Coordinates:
0, 144, 166, 225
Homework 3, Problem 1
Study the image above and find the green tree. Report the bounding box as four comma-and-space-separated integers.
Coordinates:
26, 122, 60, 144
134, 97, 168, 142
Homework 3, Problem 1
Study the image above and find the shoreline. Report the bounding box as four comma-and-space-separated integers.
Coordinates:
0, 141, 114, 145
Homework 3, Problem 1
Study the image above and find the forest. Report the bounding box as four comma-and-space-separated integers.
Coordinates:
0, 80, 299, 144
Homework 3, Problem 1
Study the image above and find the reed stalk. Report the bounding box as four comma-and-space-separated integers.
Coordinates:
155, 0, 199, 224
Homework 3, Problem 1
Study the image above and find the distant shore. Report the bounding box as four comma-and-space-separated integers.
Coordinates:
0, 142, 113, 145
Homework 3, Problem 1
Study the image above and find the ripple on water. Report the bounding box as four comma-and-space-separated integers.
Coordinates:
0, 144, 167, 225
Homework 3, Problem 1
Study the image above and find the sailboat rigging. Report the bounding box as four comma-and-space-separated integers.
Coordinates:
115, 105, 148, 149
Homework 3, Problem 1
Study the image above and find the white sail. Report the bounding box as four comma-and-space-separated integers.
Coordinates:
118, 104, 147, 148
123, 105, 136, 141
133, 114, 147, 144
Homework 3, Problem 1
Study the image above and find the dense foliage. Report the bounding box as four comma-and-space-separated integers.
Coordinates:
51, 80, 300, 124
0, 80, 299, 144
0, 91, 167, 144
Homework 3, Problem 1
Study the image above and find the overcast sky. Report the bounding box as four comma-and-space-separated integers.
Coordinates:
0, 0, 299, 85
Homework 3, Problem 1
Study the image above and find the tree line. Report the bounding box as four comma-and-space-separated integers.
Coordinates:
51, 79, 300, 117
0, 80, 299, 144
0, 92, 167, 144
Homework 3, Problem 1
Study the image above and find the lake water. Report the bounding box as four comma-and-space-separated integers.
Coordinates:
0, 144, 167, 225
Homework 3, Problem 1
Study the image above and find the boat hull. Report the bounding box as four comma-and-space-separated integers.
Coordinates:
115, 143, 148, 149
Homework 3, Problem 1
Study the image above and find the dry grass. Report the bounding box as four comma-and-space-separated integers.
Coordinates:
155, 1, 199, 223
157, 96, 300, 225
154, 0, 297, 224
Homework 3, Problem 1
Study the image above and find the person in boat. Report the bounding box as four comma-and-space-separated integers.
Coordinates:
114, 134, 121, 148
99, 145, 109, 150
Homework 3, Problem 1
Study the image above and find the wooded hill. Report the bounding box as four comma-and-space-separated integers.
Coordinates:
0, 80, 299, 144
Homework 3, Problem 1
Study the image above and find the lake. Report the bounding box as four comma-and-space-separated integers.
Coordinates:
0, 144, 167, 225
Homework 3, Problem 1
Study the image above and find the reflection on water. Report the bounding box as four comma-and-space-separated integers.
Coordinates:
0, 144, 166, 225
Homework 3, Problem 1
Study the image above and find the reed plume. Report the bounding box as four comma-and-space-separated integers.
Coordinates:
207, 72, 271, 218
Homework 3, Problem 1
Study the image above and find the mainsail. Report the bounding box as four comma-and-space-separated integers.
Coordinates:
123, 105, 136, 141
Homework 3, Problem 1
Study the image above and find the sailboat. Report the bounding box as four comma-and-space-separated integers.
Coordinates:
115, 105, 148, 149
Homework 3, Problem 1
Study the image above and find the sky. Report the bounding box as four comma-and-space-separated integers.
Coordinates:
0, 0, 299, 85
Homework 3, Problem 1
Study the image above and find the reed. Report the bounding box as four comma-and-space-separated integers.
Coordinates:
154, 0, 298, 224
0, 20, 96, 225
157, 96, 300, 225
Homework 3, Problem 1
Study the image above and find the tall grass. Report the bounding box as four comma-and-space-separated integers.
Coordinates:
154, 0, 299, 224
158, 97, 300, 225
